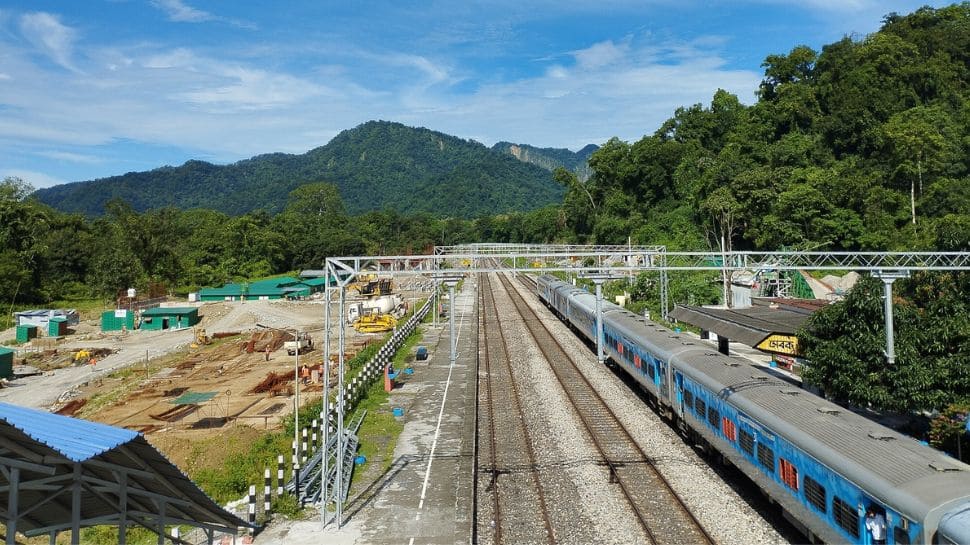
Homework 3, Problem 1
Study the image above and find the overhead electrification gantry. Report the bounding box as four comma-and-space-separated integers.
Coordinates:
309, 245, 969, 532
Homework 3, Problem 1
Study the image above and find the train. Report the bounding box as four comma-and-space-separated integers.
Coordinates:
536, 274, 970, 545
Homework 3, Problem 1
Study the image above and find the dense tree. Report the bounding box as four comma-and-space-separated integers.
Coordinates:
800, 273, 970, 412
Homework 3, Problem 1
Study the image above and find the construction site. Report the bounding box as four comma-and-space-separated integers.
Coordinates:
0, 274, 433, 519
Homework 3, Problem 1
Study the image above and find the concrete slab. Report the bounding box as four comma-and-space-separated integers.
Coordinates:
255, 278, 478, 545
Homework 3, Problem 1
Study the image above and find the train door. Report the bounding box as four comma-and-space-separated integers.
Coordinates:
658, 360, 669, 400
861, 500, 892, 545
674, 372, 684, 414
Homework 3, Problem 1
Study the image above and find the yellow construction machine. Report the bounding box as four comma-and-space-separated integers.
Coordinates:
73, 349, 92, 365
352, 313, 397, 333
191, 328, 211, 348
350, 273, 394, 296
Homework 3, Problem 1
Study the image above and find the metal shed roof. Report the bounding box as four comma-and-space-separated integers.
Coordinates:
0, 402, 249, 541
249, 277, 301, 289
140, 307, 198, 317
198, 284, 247, 296
669, 303, 812, 348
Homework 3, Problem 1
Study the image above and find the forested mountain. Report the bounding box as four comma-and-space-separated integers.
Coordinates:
492, 142, 598, 181
33, 121, 563, 218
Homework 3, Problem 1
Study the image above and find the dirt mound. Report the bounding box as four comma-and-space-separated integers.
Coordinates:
55, 398, 87, 416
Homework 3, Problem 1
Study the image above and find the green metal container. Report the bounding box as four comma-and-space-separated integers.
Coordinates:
15, 324, 37, 343
48, 317, 68, 337
0, 347, 14, 379
101, 310, 136, 332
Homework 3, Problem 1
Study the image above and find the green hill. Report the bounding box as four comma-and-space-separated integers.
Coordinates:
33, 121, 564, 218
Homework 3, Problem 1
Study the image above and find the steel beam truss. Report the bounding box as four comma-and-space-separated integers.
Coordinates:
316, 246, 968, 533
0, 445, 236, 545
335, 249, 970, 276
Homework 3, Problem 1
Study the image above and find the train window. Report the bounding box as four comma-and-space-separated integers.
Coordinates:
695, 397, 706, 416
779, 458, 798, 491
757, 443, 775, 472
832, 496, 860, 538
722, 417, 737, 441
803, 475, 827, 513
894, 526, 911, 545
707, 407, 720, 430
739, 429, 755, 456
683, 389, 694, 408
646, 362, 655, 379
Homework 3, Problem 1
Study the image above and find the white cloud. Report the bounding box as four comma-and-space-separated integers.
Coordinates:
150, 0, 214, 23
19, 12, 78, 71
573, 39, 630, 69
36, 150, 105, 164
407, 35, 762, 150
2, 169, 67, 189
149, 0, 256, 29
176, 65, 332, 111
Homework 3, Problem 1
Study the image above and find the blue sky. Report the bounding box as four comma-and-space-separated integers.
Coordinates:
0, 0, 952, 188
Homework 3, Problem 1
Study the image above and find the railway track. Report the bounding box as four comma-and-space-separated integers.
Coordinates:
477, 273, 555, 545
500, 272, 716, 545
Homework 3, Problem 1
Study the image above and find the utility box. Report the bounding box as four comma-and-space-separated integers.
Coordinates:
15, 325, 37, 344
0, 347, 14, 379
48, 317, 68, 337
102, 310, 136, 332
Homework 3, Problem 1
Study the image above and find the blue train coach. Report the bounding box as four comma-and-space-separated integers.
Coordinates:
535, 274, 970, 545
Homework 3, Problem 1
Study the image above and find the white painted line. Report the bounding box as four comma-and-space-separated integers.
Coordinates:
417, 285, 470, 510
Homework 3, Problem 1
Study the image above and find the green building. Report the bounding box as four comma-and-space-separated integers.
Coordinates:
140, 307, 200, 331
198, 276, 314, 301
101, 310, 137, 332
0, 347, 14, 379
198, 283, 248, 302
301, 277, 332, 294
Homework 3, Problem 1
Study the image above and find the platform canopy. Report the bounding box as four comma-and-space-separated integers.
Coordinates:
669, 300, 815, 357
0, 402, 249, 545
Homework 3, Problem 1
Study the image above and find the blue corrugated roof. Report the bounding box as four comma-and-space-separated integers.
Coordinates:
0, 402, 138, 462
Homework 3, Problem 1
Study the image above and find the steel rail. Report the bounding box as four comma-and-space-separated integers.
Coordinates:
479, 273, 556, 545
501, 272, 717, 545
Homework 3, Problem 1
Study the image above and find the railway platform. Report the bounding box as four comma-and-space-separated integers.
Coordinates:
354, 277, 478, 544
254, 278, 478, 544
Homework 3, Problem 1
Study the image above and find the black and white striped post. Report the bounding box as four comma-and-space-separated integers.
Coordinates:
311, 419, 318, 452
301, 428, 308, 464
264, 468, 272, 516
248, 485, 256, 526
277, 454, 285, 497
